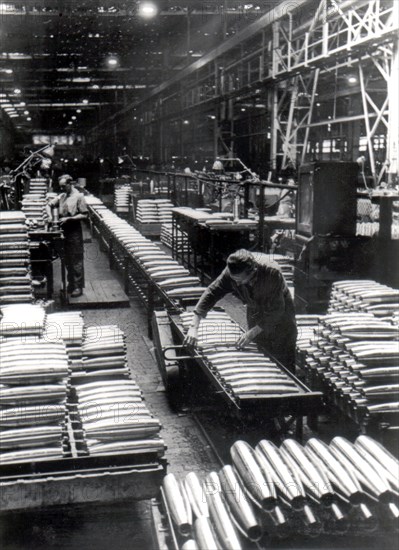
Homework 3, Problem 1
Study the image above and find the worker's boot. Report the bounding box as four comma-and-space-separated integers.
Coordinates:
70, 288, 82, 297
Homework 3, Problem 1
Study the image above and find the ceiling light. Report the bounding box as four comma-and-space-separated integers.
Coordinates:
183, 120, 189, 125
138, 2, 157, 18
24, 110, 29, 115
71, 115, 77, 120
10, 114, 19, 118
107, 56, 119, 67
74, 158, 78, 162
27, 117, 31, 121
13, 88, 22, 95
17, 102, 26, 107
5, 69, 13, 74
82, 99, 89, 104
348, 76, 357, 84
68, 121, 73, 125
76, 109, 81, 113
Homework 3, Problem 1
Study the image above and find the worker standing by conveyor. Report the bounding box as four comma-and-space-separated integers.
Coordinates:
46, 174, 88, 297
184, 249, 297, 372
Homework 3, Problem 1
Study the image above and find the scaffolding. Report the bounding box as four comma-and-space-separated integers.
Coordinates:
87, 0, 399, 180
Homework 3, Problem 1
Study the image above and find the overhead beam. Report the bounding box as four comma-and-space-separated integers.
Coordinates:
0, 8, 268, 17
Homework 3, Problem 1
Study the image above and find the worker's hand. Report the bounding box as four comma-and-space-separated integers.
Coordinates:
236, 326, 262, 349
184, 326, 199, 347
59, 216, 71, 225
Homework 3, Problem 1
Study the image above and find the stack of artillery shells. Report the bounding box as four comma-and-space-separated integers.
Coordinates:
74, 378, 165, 457
296, 315, 321, 355
329, 280, 399, 318
0, 339, 70, 464
297, 312, 399, 421
136, 199, 159, 223
161, 435, 398, 547
21, 194, 47, 229
136, 198, 174, 224
0, 211, 33, 304
81, 325, 129, 378
114, 184, 131, 213
0, 303, 46, 338
29, 177, 48, 196
156, 199, 174, 224
46, 311, 85, 372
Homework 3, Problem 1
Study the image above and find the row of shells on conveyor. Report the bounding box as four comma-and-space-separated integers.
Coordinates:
87, 202, 207, 301
179, 310, 305, 399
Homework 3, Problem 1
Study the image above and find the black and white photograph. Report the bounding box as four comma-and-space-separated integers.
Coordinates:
0, 1, 398, 549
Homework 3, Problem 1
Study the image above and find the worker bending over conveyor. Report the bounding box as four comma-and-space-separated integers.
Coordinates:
184, 249, 297, 372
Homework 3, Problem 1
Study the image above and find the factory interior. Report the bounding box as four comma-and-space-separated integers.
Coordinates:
0, 0, 399, 549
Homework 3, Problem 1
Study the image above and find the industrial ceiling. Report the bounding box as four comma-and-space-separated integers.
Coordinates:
0, 1, 276, 137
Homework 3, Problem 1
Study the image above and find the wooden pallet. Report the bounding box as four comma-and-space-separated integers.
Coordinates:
66, 278, 130, 308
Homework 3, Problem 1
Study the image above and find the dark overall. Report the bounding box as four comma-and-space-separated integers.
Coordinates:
247, 295, 297, 372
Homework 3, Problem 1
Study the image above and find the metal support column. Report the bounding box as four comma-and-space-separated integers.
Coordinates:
387, 35, 399, 184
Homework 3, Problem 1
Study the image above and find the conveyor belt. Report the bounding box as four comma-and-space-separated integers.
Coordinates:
87, 200, 207, 331
162, 311, 323, 426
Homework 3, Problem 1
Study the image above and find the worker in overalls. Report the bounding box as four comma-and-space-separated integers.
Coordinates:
47, 174, 88, 297
184, 249, 297, 372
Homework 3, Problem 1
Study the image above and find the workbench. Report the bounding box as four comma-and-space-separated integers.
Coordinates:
171, 207, 258, 283
28, 229, 67, 302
